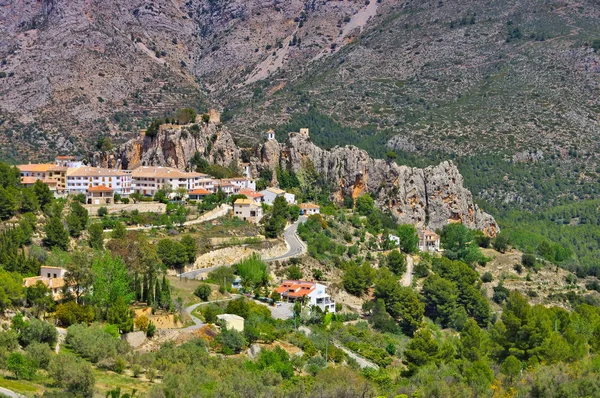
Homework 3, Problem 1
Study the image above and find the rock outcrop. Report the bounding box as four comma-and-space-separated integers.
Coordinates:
93, 120, 239, 171
254, 131, 498, 235
108, 122, 498, 234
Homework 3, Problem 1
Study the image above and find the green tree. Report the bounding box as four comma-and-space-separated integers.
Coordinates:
111, 221, 126, 239
19, 318, 58, 348
421, 274, 457, 327
236, 253, 268, 290
501, 355, 522, 383
25, 281, 55, 317
66, 201, 89, 237
33, 180, 54, 208
43, 217, 69, 250
355, 194, 375, 216
88, 222, 104, 250
342, 261, 375, 296
107, 296, 134, 333
20, 188, 40, 213
194, 284, 212, 301
176, 107, 197, 124
0, 186, 17, 220
286, 265, 303, 280
6, 352, 37, 380
55, 301, 95, 326
493, 232, 511, 253
0, 269, 24, 313
157, 239, 188, 269
217, 328, 246, 354
49, 353, 95, 397
180, 235, 197, 263
403, 328, 440, 376
386, 249, 406, 276
91, 252, 134, 317
397, 224, 419, 253
97, 206, 108, 217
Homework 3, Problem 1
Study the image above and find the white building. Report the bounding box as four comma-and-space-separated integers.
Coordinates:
233, 198, 263, 223
418, 229, 441, 252
66, 167, 132, 196
17, 163, 56, 180
23, 266, 70, 301
131, 166, 208, 196
55, 156, 83, 168
226, 177, 256, 191
260, 187, 295, 205
275, 280, 336, 313
216, 314, 245, 332
299, 203, 320, 215
266, 129, 276, 140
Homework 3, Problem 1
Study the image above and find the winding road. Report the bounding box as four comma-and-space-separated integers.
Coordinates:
178, 216, 307, 279
400, 255, 414, 287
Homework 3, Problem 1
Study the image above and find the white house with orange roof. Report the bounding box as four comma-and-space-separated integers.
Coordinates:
23, 266, 70, 301
233, 198, 263, 223
418, 229, 441, 252
299, 203, 320, 215
275, 280, 336, 313
17, 163, 56, 180
187, 188, 211, 200
239, 188, 264, 203
86, 185, 114, 204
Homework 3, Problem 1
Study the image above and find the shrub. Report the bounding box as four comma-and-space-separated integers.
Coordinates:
146, 322, 156, 338
194, 284, 212, 301
97, 207, 108, 217
25, 341, 52, 369
135, 315, 149, 332
19, 318, 58, 348
481, 272, 493, 283
6, 352, 37, 380
49, 353, 95, 397
217, 328, 246, 354
66, 323, 128, 363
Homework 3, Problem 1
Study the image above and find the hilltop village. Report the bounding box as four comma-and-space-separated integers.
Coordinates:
0, 115, 596, 397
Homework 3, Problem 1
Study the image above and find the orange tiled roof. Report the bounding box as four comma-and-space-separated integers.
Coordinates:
87, 185, 114, 192
239, 188, 263, 199
56, 155, 76, 160
275, 280, 316, 297
188, 188, 211, 195
20, 176, 38, 185
17, 163, 55, 173
419, 229, 439, 239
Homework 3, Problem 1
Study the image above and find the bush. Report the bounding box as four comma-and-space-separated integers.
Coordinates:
49, 353, 95, 397
6, 352, 37, 380
194, 284, 212, 301
66, 323, 128, 363
146, 321, 156, 338
19, 318, 58, 348
97, 207, 108, 217
25, 341, 52, 369
286, 265, 303, 280
135, 315, 149, 332
481, 272, 493, 283
217, 328, 246, 354
55, 302, 95, 327
522, 253, 536, 268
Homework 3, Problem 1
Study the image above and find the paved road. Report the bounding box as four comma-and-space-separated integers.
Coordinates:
333, 340, 379, 370
0, 386, 26, 398
179, 296, 240, 331
264, 216, 307, 262
400, 255, 414, 287
178, 216, 307, 279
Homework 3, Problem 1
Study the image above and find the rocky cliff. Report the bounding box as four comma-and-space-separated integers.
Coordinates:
92, 118, 239, 171
106, 121, 498, 235
255, 131, 498, 235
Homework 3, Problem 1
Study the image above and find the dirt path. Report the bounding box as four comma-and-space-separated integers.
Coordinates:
333, 340, 379, 370
401, 255, 414, 287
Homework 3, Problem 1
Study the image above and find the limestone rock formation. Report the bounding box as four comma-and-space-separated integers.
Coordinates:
93, 120, 239, 171
108, 124, 498, 234
255, 132, 498, 235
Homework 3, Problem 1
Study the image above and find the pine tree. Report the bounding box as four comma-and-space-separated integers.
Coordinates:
43, 217, 69, 251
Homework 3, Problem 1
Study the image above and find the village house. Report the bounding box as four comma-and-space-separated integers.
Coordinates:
66, 167, 132, 196
275, 280, 336, 313
215, 180, 240, 195
55, 155, 83, 168
196, 178, 216, 193
260, 187, 296, 205
239, 188, 264, 203
131, 166, 207, 196
187, 188, 211, 200
299, 203, 320, 215
233, 198, 263, 223
225, 177, 256, 191
86, 185, 114, 205
23, 266, 70, 301
418, 229, 441, 252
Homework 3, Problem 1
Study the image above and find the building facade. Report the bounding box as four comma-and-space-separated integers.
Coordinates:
233, 198, 263, 223
131, 166, 207, 196
66, 167, 132, 196
275, 280, 336, 313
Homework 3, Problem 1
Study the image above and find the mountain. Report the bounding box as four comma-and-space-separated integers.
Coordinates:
1, 0, 600, 164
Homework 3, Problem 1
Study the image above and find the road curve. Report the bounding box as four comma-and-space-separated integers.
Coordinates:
0, 386, 26, 398
178, 217, 307, 279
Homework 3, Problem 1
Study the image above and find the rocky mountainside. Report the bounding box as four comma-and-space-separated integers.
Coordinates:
99, 118, 497, 234
2, 0, 599, 164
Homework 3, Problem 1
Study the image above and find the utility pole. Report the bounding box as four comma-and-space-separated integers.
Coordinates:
325, 334, 329, 367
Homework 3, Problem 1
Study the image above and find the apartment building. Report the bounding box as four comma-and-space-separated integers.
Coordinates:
131, 166, 208, 196
66, 167, 132, 196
